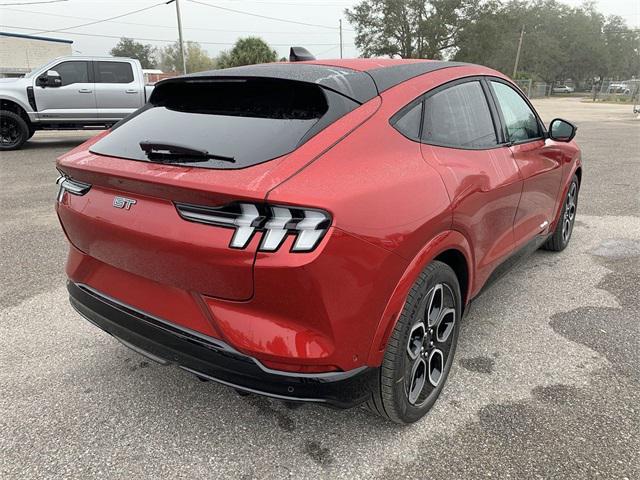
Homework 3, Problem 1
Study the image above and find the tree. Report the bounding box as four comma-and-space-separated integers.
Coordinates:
160, 41, 216, 73
454, 0, 621, 84
216, 37, 277, 69
345, 0, 483, 59
110, 38, 157, 69
602, 16, 640, 80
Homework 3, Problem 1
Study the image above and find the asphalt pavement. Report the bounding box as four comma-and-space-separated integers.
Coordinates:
1, 98, 638, 479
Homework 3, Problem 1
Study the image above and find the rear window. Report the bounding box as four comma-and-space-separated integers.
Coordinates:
90, 78, 358, 169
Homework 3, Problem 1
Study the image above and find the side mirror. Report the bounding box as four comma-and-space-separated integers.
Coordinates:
549, 118, 577, 142
37, 70, 62, 88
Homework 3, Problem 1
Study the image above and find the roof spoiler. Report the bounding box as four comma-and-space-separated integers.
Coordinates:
289, 46, 316, 62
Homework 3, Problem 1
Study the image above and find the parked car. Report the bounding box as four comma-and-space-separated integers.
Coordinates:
552, 85, 574, 94
56, 58, 581, 424
0, 56, 153, 150
607, 82, 631, 95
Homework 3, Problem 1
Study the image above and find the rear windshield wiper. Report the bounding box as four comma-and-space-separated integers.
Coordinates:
139, 140, 235, 163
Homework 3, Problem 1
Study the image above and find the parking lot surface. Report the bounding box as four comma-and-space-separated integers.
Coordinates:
1, 98, 638, 479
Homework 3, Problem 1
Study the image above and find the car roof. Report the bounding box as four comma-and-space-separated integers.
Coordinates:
162, 59, 472, 105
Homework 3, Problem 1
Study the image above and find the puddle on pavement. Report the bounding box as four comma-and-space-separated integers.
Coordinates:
590, 238, 640, 259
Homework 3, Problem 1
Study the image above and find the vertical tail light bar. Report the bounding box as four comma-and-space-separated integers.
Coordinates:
56, 174, 91, 202
175, 202, 331, 253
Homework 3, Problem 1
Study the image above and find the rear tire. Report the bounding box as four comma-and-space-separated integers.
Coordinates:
543, 174, 579, 252
0, 111, 29, 151
365, 261, 461, 424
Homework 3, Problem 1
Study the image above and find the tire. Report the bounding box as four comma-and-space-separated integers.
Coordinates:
543, 174, 579, 252
365, 260, 461, 424
0, 111, 29, 151
27, 125, 36, 140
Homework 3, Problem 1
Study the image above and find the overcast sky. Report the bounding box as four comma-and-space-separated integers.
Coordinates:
0, 0, 638, 60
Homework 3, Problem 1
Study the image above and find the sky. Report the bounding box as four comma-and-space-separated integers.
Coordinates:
0, 0, 638, 61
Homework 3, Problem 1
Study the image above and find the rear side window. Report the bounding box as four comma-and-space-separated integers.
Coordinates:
96, 62, 134, 83
90, 78, 358, 169
54, 61, 89, 86
422, 81, 497, 148
490, 81, 541, 142
392, 101, 422, 140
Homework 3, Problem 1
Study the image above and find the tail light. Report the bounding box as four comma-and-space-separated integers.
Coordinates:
175, 202, 331, 253
56, 174, 91, 202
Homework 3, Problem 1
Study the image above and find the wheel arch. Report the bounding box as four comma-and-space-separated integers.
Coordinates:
434, 249, 469, 308
0, 98, 32, 126
366, 230, 474, 366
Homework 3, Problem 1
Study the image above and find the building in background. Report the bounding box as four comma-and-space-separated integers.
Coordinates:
0, 32, 73, 78
142, 69, 179, 85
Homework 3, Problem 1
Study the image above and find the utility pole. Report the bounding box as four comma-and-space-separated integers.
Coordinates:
339, 19, 343, 59
167, 0, 187, 74
512, 25, 525, 78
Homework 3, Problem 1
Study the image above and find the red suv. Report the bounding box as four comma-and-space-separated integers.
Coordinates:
56, 59, 581, 423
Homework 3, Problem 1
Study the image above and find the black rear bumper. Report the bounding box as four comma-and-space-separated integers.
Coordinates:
67, 282, 377, 408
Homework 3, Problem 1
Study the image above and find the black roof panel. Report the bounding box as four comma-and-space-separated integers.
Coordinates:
161, 63, 378, 104
367, 61, 467, 93
154, 61, 469, 105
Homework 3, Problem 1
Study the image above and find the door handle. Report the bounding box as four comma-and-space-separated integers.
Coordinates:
125, 89, 138, 94
78, 89, 92, 93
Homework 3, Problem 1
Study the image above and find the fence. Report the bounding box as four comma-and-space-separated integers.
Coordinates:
515, 79, 552, 98
597, 79, 640, 101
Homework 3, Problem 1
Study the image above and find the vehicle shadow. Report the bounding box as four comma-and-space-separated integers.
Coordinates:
22, 134, 97, 151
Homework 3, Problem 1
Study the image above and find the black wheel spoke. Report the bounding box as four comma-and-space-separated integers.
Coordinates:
427, 349, 444, 387
408, 357, 426, 405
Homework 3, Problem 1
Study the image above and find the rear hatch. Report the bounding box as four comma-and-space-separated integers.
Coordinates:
56, 71, 374, 301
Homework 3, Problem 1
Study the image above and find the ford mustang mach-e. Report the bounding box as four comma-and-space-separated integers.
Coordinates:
56, 57, 581, 423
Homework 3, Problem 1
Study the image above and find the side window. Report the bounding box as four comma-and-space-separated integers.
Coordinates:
391, 101, 422, 140
422, 81, 497, 148
53, 61, 89, 86
96, 62, 134, 84
490, 81, 541, 143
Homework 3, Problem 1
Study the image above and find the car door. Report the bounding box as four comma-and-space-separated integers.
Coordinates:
488, 79, 563, 249
417, 78, 523, 291
94, 61, 144, 121
34, 60, 97, 121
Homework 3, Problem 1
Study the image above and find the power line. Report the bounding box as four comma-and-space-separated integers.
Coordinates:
31, 1, 167, 35
315, 45, 339, 56
2, 6, 339, 35
0, 0, 67, 5
187, 0, 352, 31
0, 24, 355, 47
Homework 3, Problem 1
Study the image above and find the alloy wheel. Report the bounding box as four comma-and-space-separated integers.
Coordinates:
405, 283, 456, 406
0, 117, 22, 148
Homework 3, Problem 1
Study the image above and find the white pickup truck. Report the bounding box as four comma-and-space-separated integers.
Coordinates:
0, 56, 154, 150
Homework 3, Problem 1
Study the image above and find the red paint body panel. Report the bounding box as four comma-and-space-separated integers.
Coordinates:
65, 245, 221, 338
510, 139, 564, 247
205, 228, 407, 370
57, 61, 582, 373
421, 144, 522, 293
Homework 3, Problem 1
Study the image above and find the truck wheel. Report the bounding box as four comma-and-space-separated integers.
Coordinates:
27, 125, 36, 140
0, 111, 29, 150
